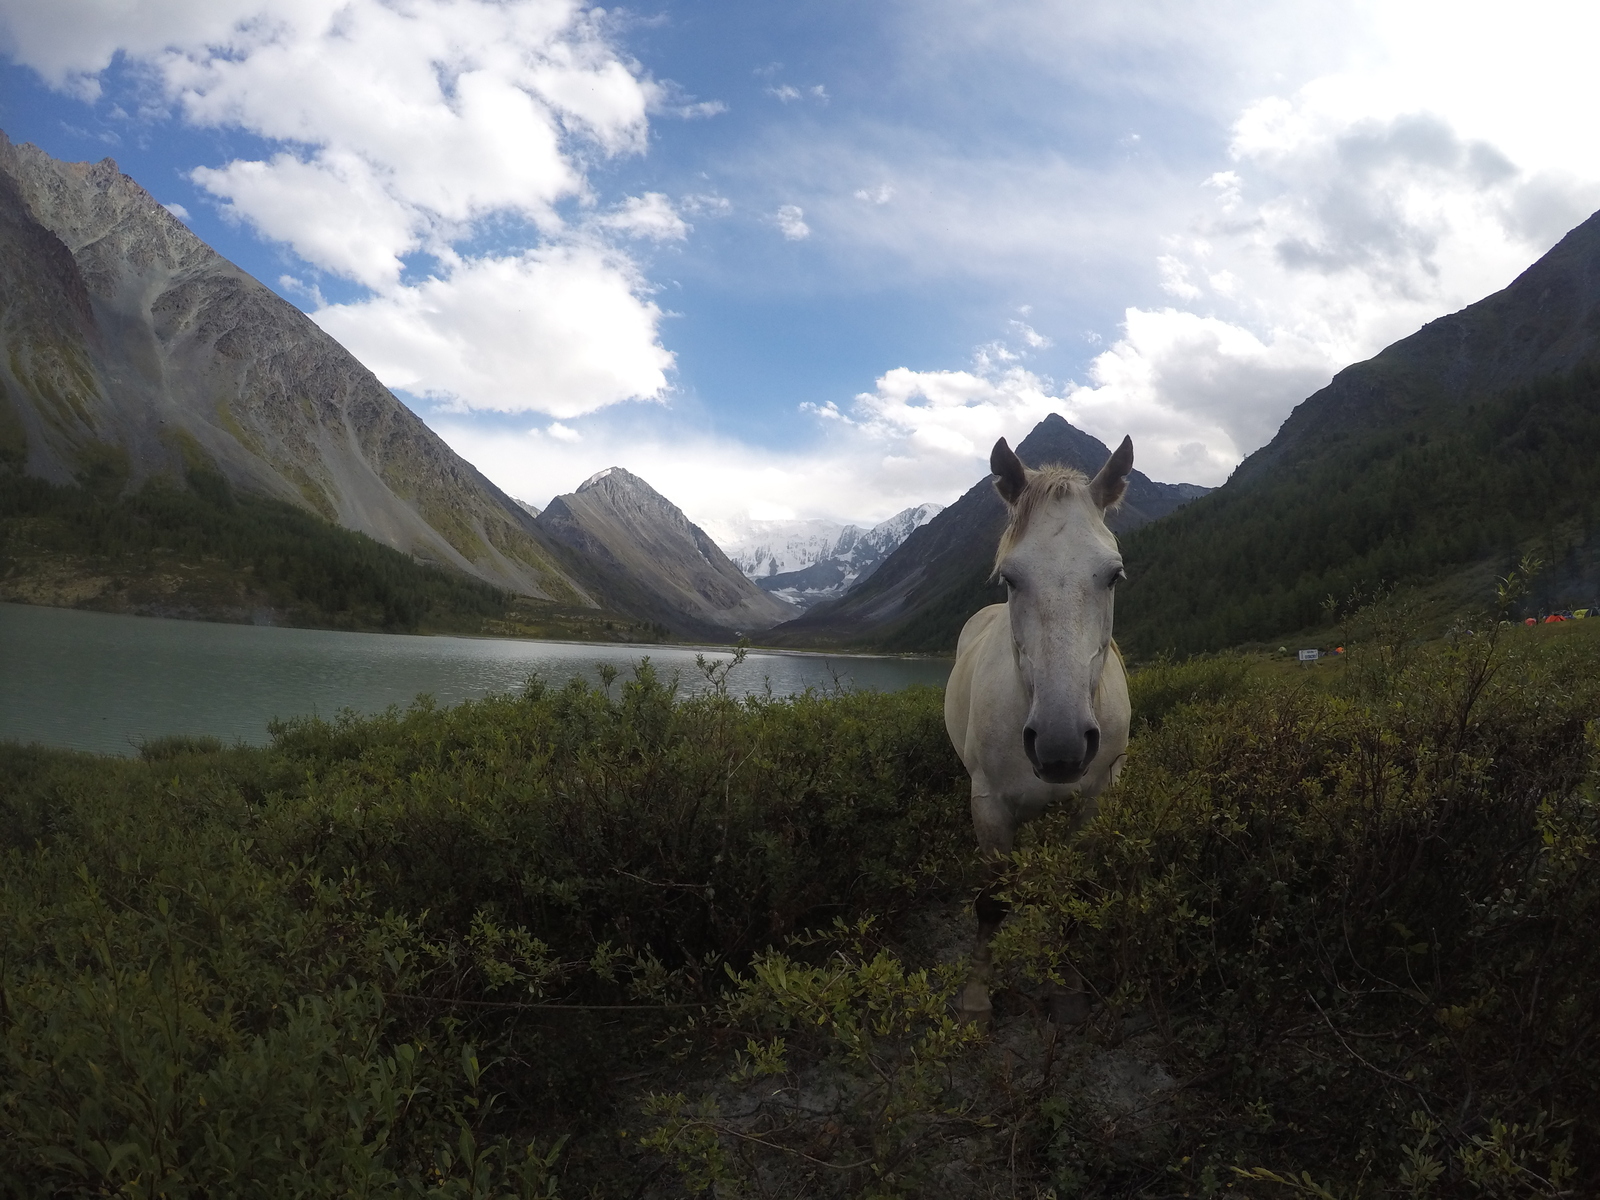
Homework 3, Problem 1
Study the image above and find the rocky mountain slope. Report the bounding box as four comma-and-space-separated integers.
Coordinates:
1115, 205, 1600, 657
764, 413, 1210, 651
536, 467, 797, 638
725, 503, 943, 611
0, 131, 585, 603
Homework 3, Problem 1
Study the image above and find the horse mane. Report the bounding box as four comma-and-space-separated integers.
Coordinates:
993, 464, 1095, 573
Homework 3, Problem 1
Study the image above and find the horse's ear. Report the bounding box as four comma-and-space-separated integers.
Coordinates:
990, 438, 1028, 505
1090, 436, 1134, 511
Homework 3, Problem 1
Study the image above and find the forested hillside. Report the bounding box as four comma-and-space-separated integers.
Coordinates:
1115, 206, 1600, 658
1118, 365, 1600, 656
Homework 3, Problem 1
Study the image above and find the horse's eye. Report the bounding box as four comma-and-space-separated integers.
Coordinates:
1109, 568, 1127, 588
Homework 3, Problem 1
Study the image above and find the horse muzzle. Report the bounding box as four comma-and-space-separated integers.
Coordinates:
1023, 723, 1100, 784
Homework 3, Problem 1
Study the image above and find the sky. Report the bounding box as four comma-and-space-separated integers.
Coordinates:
3, 0, 1599, 544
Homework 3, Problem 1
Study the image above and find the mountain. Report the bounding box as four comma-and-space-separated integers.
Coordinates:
724, 518, 847, 579
536, 467, 797, 638
0, 131, 585, 604
1115, 207, 1600, 658
764, 414, 1211, 651
724, 503, 944, 611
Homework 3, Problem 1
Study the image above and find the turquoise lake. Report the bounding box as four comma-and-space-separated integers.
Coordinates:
0, 602, 952, 756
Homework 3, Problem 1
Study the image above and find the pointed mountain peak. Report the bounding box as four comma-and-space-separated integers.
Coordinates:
537, 466, 796, 636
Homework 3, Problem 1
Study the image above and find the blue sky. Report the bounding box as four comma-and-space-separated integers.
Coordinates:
4, 1, 1599, 541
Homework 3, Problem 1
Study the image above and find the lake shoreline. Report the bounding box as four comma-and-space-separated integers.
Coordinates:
0, 597, 950, 662
0, 602, 952, 757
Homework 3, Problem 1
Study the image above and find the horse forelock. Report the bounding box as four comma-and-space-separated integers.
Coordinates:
993, 464, 1096, 573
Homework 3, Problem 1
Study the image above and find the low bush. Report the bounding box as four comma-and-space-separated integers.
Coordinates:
7, 626, 1600, 1197
646, 626, 1600, 1198
1123, 652, 1256, 732
0, 667, 971, 1196
1000, 625, 1600, 1195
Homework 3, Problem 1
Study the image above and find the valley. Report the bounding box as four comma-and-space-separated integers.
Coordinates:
5, 119, 1600, 1200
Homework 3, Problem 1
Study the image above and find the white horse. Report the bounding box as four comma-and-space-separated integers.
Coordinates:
944, 435, 1134, 1024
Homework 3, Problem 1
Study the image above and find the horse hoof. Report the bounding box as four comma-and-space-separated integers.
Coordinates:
957, 981, 993, 1027
1048, 989, 1090, 1027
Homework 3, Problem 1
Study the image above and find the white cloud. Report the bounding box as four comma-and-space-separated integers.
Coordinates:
1100, 96, 1600, 481
162, 201, 190, 219
15, 0, 1600, 531
681, 192, 732, 216
681, 100, 728, 118
0, 0, 266, 94
434, 346, 1230, 544
1009, 320, 1051, 349
1065, 309, 1331, 480
1156, 254, 1201, 300
774, 204, 810, 240
594, 192, 689, 241
448, 0, 1600, 516
314, 244, 673, 418
194, 150, 420, 290
546, 422, 582, 442
434, 415, 974, 547
765, 83, 827, 105
277, 273, 326, 307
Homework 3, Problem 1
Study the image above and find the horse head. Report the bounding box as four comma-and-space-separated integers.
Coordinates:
989, 434, 1132, 785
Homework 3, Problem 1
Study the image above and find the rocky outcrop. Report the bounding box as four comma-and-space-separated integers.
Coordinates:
537, 467, 798, 637
0, 131, 586, 602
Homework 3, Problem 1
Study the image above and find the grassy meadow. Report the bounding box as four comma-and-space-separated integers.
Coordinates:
1, 619, 1598, 1197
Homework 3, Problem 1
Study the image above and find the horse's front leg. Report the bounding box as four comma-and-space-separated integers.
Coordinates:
957, 788, 1015, 1025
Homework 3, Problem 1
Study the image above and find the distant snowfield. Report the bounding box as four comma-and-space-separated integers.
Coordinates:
717, 504, 943, 610
721, 519, 847, 578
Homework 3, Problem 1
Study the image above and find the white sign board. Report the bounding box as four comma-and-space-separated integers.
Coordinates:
1298, 649, 1321, 663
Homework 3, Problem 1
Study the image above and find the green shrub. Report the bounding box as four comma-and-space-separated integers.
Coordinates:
1125, 652, 1255, 732
994, 626, 1600, 1195
0, 671, 971, 1195
0, 749, 560, 1197
642, 628, 1600, 1198
8, 628, 1600, 1197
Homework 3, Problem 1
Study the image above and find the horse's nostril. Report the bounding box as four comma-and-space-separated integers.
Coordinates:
1083, 726, 1100, 762
1023, 726, 1039, 765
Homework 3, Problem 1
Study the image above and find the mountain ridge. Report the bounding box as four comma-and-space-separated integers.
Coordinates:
535, 466, 796, 638
1114, 205, 1600, 656
0, 131, 587, 604
726, 503, 944, 611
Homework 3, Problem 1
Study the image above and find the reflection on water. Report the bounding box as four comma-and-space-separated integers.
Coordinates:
0, 602, 951, 756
